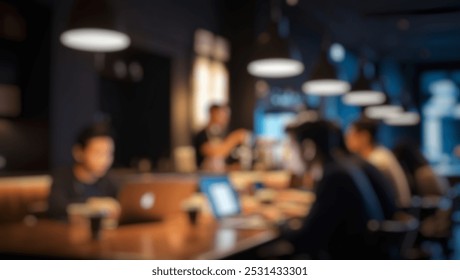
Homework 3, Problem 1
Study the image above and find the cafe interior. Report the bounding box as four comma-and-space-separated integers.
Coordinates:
1, 0, 460, 260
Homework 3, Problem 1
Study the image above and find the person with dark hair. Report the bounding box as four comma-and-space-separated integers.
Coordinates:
193, 104, 250, 171
47, 123, 119, 221
345, 118, 411, 208
284, 119, 396, 259
393, 141, 448, 196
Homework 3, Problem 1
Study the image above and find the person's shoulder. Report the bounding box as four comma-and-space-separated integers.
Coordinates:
98, 173, 117, 186
321, 162, 355, 186
324, 162, 347, 174
354, 155, 394, 186
50, 167, 74, 183
98, 172, 121, 194
373, 146, 391, 156
351, 155, 381, 174
369, 146, 395, 164
193, 128, 208, 143
316, 163, 358, 200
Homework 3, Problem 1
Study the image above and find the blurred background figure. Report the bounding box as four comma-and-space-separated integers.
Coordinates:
283, 119, 396, 259
393, 140, 449, 197
282, 124, 307, 189
281, 110, 319, 188
455, 145, 460, 159
345, 118, 412, 208
47, 123, 119, 221
193, 103, 251, 172
392, 140, 453, 258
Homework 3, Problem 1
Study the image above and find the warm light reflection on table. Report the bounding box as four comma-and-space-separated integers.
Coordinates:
0, 213, 278, 260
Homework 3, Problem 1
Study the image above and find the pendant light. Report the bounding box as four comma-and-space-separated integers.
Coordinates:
364, 64, 403, 119
384, 87, 420, 126
302, 42, 350, 96
384, 111, 420, 126
247, 1, 304, 78
342, 60, 385, 106
365, 105, 403, 119
60, 0, 130, 52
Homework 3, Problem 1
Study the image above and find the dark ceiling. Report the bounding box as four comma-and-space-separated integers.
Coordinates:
287, 0, 460, 62
32, 0, 460, 63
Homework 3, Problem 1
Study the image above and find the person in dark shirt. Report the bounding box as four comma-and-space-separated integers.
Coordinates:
193, 104, 249, 170
284, 120, 397, 259
47, 123, 119, 221
393, 140, 448, 197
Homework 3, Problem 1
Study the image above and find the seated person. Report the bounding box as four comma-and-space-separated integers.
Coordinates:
47, 123, 119, 221
393, 141, 449, 197
283, 120, 396, 259
345, 118, 412, 208
193, 104, 250, 171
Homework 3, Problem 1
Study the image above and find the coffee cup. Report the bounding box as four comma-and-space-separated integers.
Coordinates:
182, 195, 203, 226
88, 211, 107, 240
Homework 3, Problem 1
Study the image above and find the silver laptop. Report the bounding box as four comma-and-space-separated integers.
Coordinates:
118, 179, 196, 225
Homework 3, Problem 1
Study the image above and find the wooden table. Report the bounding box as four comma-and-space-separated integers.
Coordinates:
0, 214, 278, 260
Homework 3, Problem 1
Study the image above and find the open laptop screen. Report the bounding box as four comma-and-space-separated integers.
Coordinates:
199, 176, 241, 219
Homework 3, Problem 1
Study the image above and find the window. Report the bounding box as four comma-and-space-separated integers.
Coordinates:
420, 70, 460, 167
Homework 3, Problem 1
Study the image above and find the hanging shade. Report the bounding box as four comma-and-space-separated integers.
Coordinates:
343, 91, 385, 105
247, 21, 304, 78
363, 65, 404, 118
302, 49, 350, 96
342, 63, 385, 106
364, 105, 404, 119
384, 111, 420, 126
60, 0, 130, 52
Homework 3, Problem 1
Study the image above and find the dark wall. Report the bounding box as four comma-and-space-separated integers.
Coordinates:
50, 0, 100, 168
220, 0, 322, 131
99, 49, 171, 168
0, 0, 51, 171
0, 120, 48, 171
221, 0, 257, 130
50, 0, 221, 168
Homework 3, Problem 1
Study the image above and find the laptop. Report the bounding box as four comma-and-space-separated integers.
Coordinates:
117, 179, 197, 225
199, 176, 270, 229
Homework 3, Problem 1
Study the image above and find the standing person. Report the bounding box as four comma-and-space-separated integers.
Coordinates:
193, 104, 250, 171
345, 118, 412, 208
47, 123, 119, 221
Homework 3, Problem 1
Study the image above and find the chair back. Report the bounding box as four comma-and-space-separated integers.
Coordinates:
367, 211, 419, 259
